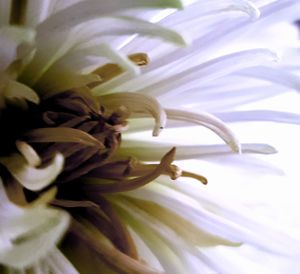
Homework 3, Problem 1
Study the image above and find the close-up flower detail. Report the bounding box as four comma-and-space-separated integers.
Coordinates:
0, 0, 300, 273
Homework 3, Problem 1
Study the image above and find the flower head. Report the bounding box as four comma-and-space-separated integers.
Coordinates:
0, 0, 300, 273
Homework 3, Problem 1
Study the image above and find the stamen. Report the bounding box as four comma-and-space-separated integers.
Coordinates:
51, 199, 99, 209
83, 148, 176, 193
90, 197, 138, 259
181, 170, 208, 185
23, 127, 105, 149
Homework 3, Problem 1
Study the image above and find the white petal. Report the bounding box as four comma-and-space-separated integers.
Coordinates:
0, 153, 64, 191
159, 0, 260, 26
125, 183, 300, 255
135, 49, 278, 97
118, 205, 189, 274
0, 178, 23, 218
15, 141, 41, 167
214, 110, 300, 124
37, 0, 183, 32
238, 66, 300, 92
166, 109, 241, 152
0, 27, 31, 71
0, 206, 70, 268
25, 0, 52, 27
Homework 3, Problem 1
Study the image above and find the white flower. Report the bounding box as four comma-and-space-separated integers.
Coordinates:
0, 0, 299, 273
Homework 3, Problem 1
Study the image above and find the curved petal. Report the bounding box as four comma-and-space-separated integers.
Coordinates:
0, 153, 64, 191
99, 92, 167, 136
166, 109, 241, 152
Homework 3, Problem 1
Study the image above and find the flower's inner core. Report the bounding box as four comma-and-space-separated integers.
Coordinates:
0, 48, 208, 272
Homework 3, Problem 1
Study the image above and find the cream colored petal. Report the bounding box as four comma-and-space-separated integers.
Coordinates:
0, 153, 64, 191
15, 141, 41, 167
4, 80, 39, 106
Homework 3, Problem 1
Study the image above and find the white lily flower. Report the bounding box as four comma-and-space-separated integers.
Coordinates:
0, 0, 299, 273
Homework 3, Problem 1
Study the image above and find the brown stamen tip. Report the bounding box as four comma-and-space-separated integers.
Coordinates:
92, 63, 123, 85
128, 53, 149, 66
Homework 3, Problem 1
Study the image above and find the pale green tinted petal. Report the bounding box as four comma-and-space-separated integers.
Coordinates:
4, 80, 40, 105
36, 70, 100, 95
0, 206, 70, 268
37, 43, 138, 94
24, 14, 184, 87
0, 153, 64, 191
38, 0, 183, 32
118, 206, 188, 274
0, 26, 35, 71
112, 16, 186, 46
120, 140, 277, 161
16, 141, 41, 167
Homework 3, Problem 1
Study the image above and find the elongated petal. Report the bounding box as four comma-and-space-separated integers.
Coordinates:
24, 0, 52, 28
214, 110, 300, 124
22, 2, 184, 86
159, 0, 260, 27
0, 26, 35, 72
39, 43, 140, 93
15, 141, 41, 167
4, 80, 40, 105
0, 206, 70, 268
238, 66, 300, 92
166, 109, 241, 152
116, 196, 238, 248
124, 49, 278, 98
116, 207, 189, 274
125, 183, 300, 256
120, 141, 276, 161
70, 220, 164, 274
36, 70, 100, 95
0, 153, 64, 191
38, 0, 183, 32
